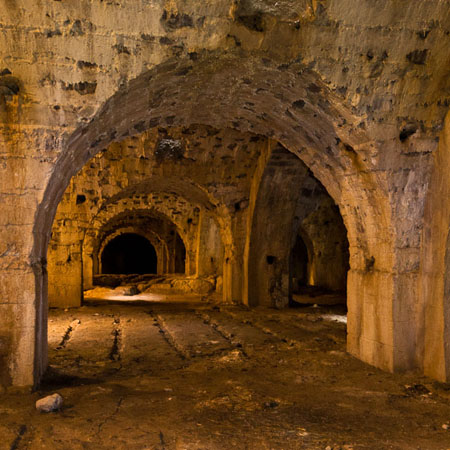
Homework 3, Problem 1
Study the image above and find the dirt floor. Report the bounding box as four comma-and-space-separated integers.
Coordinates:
2, 296, 450, 449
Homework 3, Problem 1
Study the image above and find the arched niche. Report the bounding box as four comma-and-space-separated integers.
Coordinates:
296, 198, 349, 294
290, 229, 313, 292
81, 198, 200, 293
246, 143, 349, 308
32, 51, 397, 387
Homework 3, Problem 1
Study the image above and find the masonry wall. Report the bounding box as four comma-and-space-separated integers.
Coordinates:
0, 0, 449, 387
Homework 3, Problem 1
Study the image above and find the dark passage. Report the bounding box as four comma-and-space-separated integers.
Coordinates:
101, 233, 157, 274
290, 233, 309, 293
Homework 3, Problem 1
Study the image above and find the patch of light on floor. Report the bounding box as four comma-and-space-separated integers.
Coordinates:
321, 314, 347, 324
92, 292, 168, 302
84, 287, 203, 303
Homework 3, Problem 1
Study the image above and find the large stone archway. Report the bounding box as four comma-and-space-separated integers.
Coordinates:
245, 142, 349, 308
28, 51, 399, 387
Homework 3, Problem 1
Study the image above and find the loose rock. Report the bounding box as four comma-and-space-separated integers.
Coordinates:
36, 393, 63, 412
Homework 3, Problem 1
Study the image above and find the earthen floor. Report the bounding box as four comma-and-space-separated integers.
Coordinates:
1, 299, 450, 449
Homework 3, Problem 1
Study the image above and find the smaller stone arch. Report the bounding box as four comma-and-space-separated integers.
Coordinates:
95, 227, 169, 279
85, 204, 196, 276
87, 208, 190, 279
290, 227, 314, 291
245, 143, 349, 307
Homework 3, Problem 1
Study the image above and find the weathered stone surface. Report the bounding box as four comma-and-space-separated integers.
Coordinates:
0, 0, 449, 389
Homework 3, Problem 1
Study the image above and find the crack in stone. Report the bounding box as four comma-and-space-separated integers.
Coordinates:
10, 424, 27, 450
95, 397, 123, 437
197, 311, 248, 358
56, 319, 80, 350
148, 311, 187, 360
0, 243, 18, 258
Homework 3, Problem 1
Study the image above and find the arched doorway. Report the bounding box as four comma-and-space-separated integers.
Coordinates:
100, 233, 157, 275
246, 144, 349, 308
290, 203, 349, 298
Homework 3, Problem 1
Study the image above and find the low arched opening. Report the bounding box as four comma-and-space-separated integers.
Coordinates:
100, 233, 157, 275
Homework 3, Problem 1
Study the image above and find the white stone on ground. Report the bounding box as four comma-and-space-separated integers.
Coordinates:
36, 393, 63, 412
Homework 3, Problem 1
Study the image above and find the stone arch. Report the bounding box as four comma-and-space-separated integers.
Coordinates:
84, 199, 198, 279
48, 173, 228, 306
95, 227, 169, 277
246, 141, 350, 308
32, 51, 396, 385
90, 208, 190, 277
245, 143, 317, 307
97, 178, 233, 264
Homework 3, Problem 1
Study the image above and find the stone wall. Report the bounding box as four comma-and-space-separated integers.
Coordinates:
0, 0, 449, 387
299, 196, 349, 292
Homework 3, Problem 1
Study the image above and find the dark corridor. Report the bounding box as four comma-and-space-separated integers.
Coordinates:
101, 233, 157, 274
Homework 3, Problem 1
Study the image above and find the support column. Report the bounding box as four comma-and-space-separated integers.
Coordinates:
48, 241, 83, 308
420, 112, 450, 381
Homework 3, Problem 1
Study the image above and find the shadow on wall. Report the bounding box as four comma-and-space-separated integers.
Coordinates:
290, 232, 310, 291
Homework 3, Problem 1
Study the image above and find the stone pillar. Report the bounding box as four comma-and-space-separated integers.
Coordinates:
196, 211, 223, 277
420, 112, 450, 381
48, 241, 83, 308
347, 268, 396, 371
0, 159, 49, 387
222, 245, 243, 303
